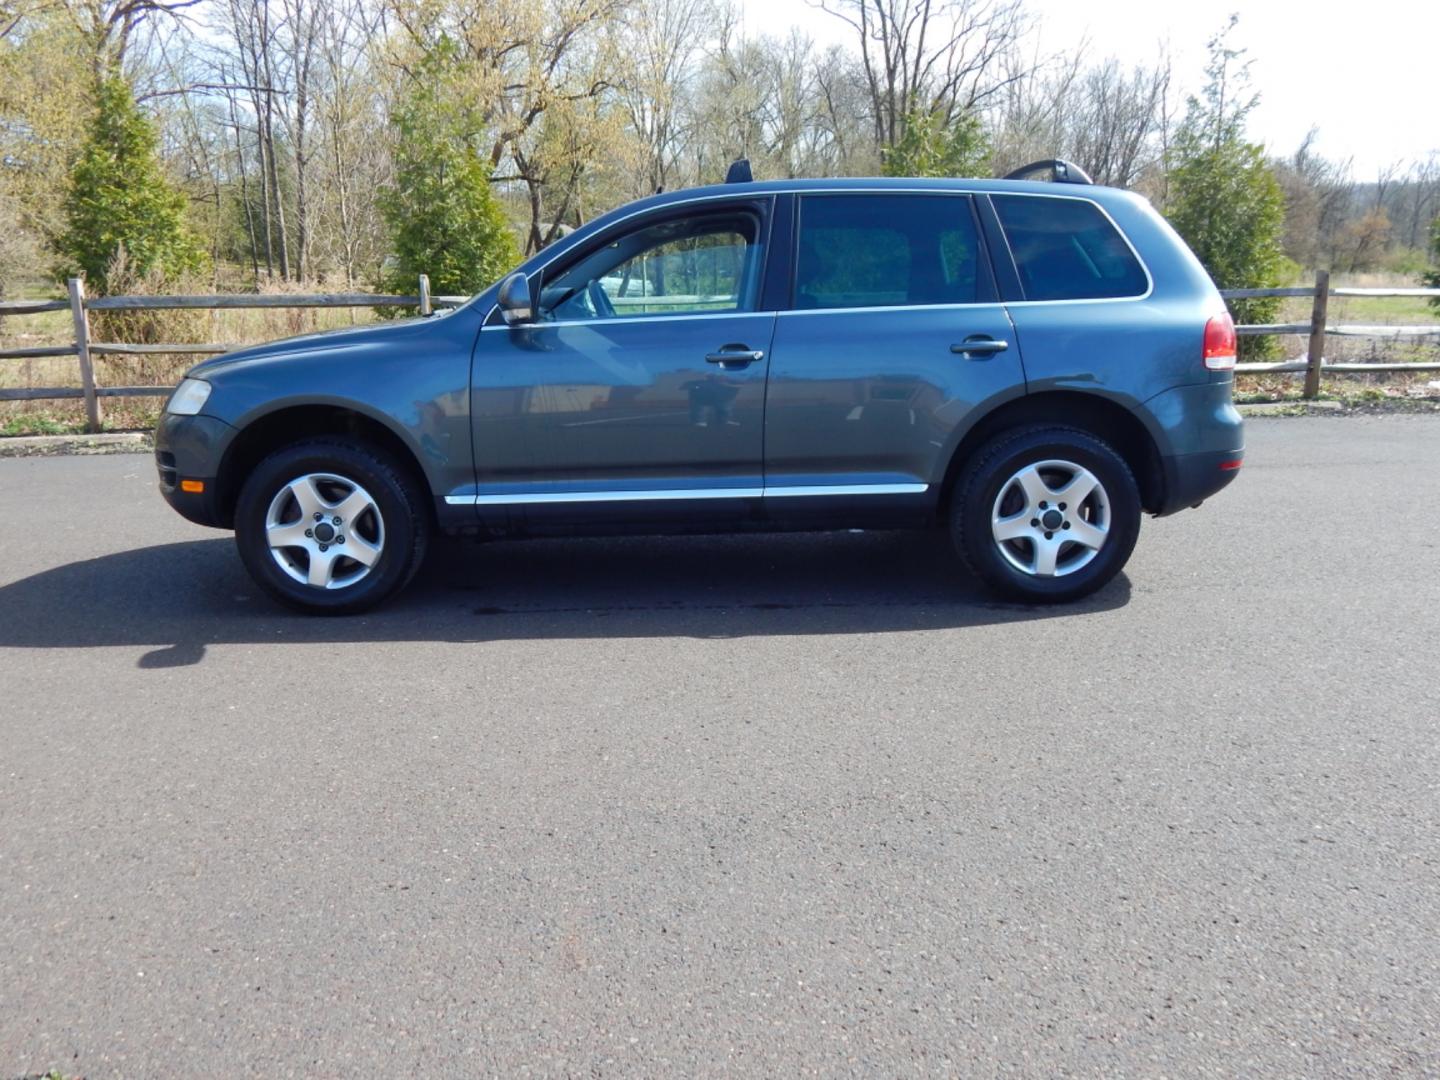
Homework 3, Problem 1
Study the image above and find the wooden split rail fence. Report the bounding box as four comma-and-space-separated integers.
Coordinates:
2, 271, 1438, 432
1226, 270, 1440, 398
0, 275, 464, 431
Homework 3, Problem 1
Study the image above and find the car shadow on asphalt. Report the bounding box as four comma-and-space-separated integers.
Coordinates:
0, 530, 1130, 667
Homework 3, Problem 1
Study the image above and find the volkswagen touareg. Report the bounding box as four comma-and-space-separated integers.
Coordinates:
156, 162, 1244, 612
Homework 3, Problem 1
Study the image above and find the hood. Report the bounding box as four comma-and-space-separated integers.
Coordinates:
186, 312, 448, 380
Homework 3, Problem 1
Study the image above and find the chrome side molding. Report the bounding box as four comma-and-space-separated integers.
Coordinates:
444, 482, 928, 506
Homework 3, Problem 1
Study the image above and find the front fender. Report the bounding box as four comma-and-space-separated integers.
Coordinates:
195, 310, 481, 500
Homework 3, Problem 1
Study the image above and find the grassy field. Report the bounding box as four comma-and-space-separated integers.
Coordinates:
1269, 271, 1440, 364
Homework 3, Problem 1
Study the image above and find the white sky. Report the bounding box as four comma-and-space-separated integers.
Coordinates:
737, 0, 1438, 176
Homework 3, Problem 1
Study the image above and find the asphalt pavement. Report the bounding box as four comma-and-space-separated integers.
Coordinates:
2, 415, 1438, 1077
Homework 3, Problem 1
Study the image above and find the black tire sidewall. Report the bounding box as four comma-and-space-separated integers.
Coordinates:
953, 427, 1140, 603
234, 440, 426, 614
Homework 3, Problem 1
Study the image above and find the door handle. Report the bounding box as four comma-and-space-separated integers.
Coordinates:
705, 346, 765, 368
951, 337, 1009, 358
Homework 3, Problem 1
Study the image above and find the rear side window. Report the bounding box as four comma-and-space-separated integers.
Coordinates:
993, 195, 1148, 301
794, 195, 984, 310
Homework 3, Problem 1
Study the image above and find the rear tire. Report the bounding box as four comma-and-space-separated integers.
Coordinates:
234, 438, 430, 614
951, 425, 1140, 603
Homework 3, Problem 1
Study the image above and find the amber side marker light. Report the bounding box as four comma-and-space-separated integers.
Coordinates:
180, 479, 205, 493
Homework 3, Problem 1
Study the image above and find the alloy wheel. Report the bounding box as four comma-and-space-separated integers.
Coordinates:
264, 472, 385, 590
990, 459, 1110, 578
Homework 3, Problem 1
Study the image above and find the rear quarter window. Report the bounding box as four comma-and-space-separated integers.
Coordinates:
993, 195, 1148, 301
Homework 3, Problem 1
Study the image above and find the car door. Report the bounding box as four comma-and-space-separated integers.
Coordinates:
762, 191, 1025, 522
468, 199, 775, 527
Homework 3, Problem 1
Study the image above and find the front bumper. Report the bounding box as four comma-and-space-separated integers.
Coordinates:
154, 412, 237, 528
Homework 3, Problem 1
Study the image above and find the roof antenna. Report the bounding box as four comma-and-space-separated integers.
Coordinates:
725, 158, 753, 184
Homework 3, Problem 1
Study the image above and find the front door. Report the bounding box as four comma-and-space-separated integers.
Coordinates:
470, 201, 774, 527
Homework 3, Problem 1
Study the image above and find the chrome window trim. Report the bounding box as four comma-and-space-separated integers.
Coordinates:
484, 192, 777, 326
480, 310, 775, 332
483, 184, 1154, 324
777, 301, 1009, 319
444, 482, 928, 506
789, 188, 1153, 307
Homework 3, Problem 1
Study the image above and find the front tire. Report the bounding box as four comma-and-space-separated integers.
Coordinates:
951, 426, 1140, 603
234, 438, 430, 614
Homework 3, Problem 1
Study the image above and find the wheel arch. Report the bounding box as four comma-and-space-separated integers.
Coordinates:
938, 391, 1165, 516
214, 403, 434, 529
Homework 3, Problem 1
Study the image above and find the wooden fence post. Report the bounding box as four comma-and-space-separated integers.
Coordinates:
1303, 269, 1330, 401
67, 277, 101, 432
418, 273, 432, 317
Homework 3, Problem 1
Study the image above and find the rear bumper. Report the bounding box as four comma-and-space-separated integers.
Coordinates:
154, 412, 236, 528
1141, 380, 1244, 516
1156, 448, 1243, 515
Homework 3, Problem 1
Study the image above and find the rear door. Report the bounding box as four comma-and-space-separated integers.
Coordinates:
762, 191, 1024, 520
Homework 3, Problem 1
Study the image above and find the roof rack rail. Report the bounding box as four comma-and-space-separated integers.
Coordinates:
1002, 159, 1094, 185
724, 158, 753, 184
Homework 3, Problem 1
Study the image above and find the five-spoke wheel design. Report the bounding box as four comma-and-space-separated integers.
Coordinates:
236, 439, 429, 613
951, 426, 1140, 603
990, 459, 1110, 578
264, 472, 385, 590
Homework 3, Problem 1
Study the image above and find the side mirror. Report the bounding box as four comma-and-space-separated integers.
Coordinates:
497, 272, 533, 326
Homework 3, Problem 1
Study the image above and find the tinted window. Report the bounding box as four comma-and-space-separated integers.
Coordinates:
540, 211, 761, 320
993, 195, 1147, 301
795, 195, 983, 310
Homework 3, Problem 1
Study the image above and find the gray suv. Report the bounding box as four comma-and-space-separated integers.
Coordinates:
156, 168, 1244, 613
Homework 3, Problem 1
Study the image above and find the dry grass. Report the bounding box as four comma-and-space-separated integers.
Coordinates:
1235, 371, 1440, 405
1, 276, 391, 434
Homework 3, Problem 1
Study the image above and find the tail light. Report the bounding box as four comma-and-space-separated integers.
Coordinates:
1204, 312, 1237, 371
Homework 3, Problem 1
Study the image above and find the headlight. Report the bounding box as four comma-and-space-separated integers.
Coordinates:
166, 378, 212, 416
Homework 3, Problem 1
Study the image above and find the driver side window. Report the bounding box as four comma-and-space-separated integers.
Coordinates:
539, 210, 762, 322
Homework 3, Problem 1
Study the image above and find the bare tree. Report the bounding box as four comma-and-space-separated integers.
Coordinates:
990, 47, 1170, 189
63, 0, 204, 70
1274, 130, 1355, 268
312, 0, 388, 285
616, 0, 716, 195
1066, 58, 1170, 187
810, 43, 878, 174
220, 0, 285, 277
276, 0, 321, 279
1400, 153, 1440, 250
814, 0, 1027, 149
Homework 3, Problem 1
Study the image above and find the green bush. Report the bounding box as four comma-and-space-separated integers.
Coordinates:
881, 108, 989, 179
55, 74, 205, 293
1164, 20, 1287, 358
1424, 215, 1440, 308
377, 45, 519, 302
